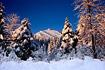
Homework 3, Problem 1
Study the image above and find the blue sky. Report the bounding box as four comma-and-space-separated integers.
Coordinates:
1, 0, 78, 34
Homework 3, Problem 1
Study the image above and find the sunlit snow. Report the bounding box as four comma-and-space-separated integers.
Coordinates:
0, 56, 105, 70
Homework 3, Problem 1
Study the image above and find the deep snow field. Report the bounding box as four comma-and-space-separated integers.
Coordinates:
0, 56, 105, 70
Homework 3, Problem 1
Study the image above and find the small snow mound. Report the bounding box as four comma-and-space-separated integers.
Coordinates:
27, 57, 33, 61
83, 56, 105, 70
84, 56, 93, 63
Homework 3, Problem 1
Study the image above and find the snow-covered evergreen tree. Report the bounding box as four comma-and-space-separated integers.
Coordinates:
48, 37, 56, 55
47, 37, 61, 61
74, 0, 105, 58
11, 18, 37, 60
48, 37, 60, 54
0, 2, 9, 51
60, 17, 74, 53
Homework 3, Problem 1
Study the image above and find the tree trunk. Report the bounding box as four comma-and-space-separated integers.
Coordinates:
92, 34, 97, 58
88, 0, 96, 58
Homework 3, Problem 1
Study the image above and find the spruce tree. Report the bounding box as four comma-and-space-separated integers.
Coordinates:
0, 2, 9, 51
60, 17, 74, 53
11, 18, 37, 60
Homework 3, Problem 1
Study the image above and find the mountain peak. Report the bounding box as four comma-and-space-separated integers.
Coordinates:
48, 28, 50, 30
34, 29, 61, 40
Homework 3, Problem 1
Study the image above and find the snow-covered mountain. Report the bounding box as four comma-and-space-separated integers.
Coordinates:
34, 29, 61, 40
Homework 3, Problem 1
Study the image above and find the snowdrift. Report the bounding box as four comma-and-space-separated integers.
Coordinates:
0, 56, 105, 70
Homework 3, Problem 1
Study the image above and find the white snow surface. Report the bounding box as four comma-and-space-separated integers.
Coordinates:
34, 29, 61, 40
0, 56, 105, 70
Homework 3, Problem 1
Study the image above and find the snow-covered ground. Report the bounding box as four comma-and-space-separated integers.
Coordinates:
0, 56, 105, 70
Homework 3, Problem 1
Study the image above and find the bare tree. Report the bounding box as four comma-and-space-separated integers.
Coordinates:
74, 0, 105, 58
6, 13, 20, 34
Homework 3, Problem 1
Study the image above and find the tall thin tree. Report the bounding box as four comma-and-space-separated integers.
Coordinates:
74, 0, 105, 58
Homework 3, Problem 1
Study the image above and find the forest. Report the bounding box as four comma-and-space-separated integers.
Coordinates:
0, 0, 105, 62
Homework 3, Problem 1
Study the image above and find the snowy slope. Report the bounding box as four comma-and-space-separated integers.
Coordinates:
34, 29, 61, 40
0, 56, 105, 70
